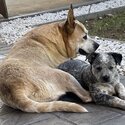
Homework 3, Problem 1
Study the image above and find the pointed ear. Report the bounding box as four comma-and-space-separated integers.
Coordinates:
108, 52, 122, 65
64, 4, 76, 34
87, 53, 99, 64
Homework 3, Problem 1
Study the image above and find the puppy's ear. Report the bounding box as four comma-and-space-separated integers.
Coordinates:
64, 4, 76, 34
108, 52, 122, 65
87, 53, 99, 64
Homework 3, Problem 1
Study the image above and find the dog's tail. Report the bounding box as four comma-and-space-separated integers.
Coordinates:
14, 95, 87, 113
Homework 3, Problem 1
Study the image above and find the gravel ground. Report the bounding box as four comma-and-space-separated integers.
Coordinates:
0, 0, 125, 74
0, 0, 125, 45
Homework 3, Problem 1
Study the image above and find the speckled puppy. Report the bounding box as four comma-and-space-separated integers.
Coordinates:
58, 52, 125, 110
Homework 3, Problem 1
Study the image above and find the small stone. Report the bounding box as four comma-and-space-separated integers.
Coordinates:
98, 16, 103, 20
106, 14, 114, 17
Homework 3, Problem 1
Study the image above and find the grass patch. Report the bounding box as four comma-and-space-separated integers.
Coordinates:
85, 11, 125, 41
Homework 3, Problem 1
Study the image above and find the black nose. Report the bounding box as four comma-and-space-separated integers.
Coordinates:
78, 48, 87, 55
93, 42, 99, 51
102, 75, 110, 82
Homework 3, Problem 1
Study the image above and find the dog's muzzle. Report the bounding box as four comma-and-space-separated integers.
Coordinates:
78, 48, 88, 55
102, 75, 110, 82
78, 42, 99, 55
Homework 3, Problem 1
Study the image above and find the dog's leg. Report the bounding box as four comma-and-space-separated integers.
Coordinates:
45, 68, 92, 103
93, 94, 125, 110
58, 71, 92, 103
115, 83, 125, 100
1, 68, 91, 112
90, 85, 125, 110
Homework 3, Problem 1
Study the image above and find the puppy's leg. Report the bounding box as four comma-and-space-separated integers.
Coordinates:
90, 85, 125, 110
115, 83, 125, 100
94, 94, 125, 110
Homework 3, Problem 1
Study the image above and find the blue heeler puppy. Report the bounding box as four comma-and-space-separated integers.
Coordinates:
58, 52, 125, 110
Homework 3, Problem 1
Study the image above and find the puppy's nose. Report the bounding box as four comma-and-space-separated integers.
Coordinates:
102, 75, 110, 82
93, 42, 99, 51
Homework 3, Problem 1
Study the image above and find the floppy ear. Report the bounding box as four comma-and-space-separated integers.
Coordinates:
108, 52, 122, 65
87, 53, 99, 64
64, 4, 76, 34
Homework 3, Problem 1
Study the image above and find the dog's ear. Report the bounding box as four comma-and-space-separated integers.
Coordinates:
87, 53, 99, 64
64, 4, 76, 34
108, 52, 122, 65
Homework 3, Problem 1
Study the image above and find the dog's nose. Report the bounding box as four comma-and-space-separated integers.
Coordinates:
93, 42, 99, 51
78, 48, 87, 55
102, 75, 110, 82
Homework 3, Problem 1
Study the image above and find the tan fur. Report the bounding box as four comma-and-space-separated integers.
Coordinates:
0, 5, 92, 113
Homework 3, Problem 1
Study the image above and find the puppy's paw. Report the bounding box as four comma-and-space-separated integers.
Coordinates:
120, 95, 125, 100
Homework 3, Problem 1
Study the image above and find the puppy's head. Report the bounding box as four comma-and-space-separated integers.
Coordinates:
61, 5, 99, 57
87, 52, 122, 83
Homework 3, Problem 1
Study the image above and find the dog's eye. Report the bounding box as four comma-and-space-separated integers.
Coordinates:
83, 35, 87, 40
96, 67, 102, 71
109, 66, 113, 70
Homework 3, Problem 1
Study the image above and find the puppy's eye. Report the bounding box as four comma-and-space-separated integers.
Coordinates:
83, 35, 87, 40
109, 66, 113, 70
96, 67, 102, 71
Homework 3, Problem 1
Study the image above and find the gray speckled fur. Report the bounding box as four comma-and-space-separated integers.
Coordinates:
58, 53, 125, 110
58, 59, 88, 90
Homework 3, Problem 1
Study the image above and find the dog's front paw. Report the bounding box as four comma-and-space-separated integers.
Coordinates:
83, 95, 92, 102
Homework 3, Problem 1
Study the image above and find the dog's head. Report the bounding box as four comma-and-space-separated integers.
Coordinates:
60, 5, 99, 57
87, 52, 122, 83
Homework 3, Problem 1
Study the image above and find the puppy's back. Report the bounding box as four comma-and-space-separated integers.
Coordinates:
58, 59, 87, 83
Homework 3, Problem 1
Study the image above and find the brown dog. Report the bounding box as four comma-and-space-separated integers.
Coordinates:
0, 5, 99, 113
